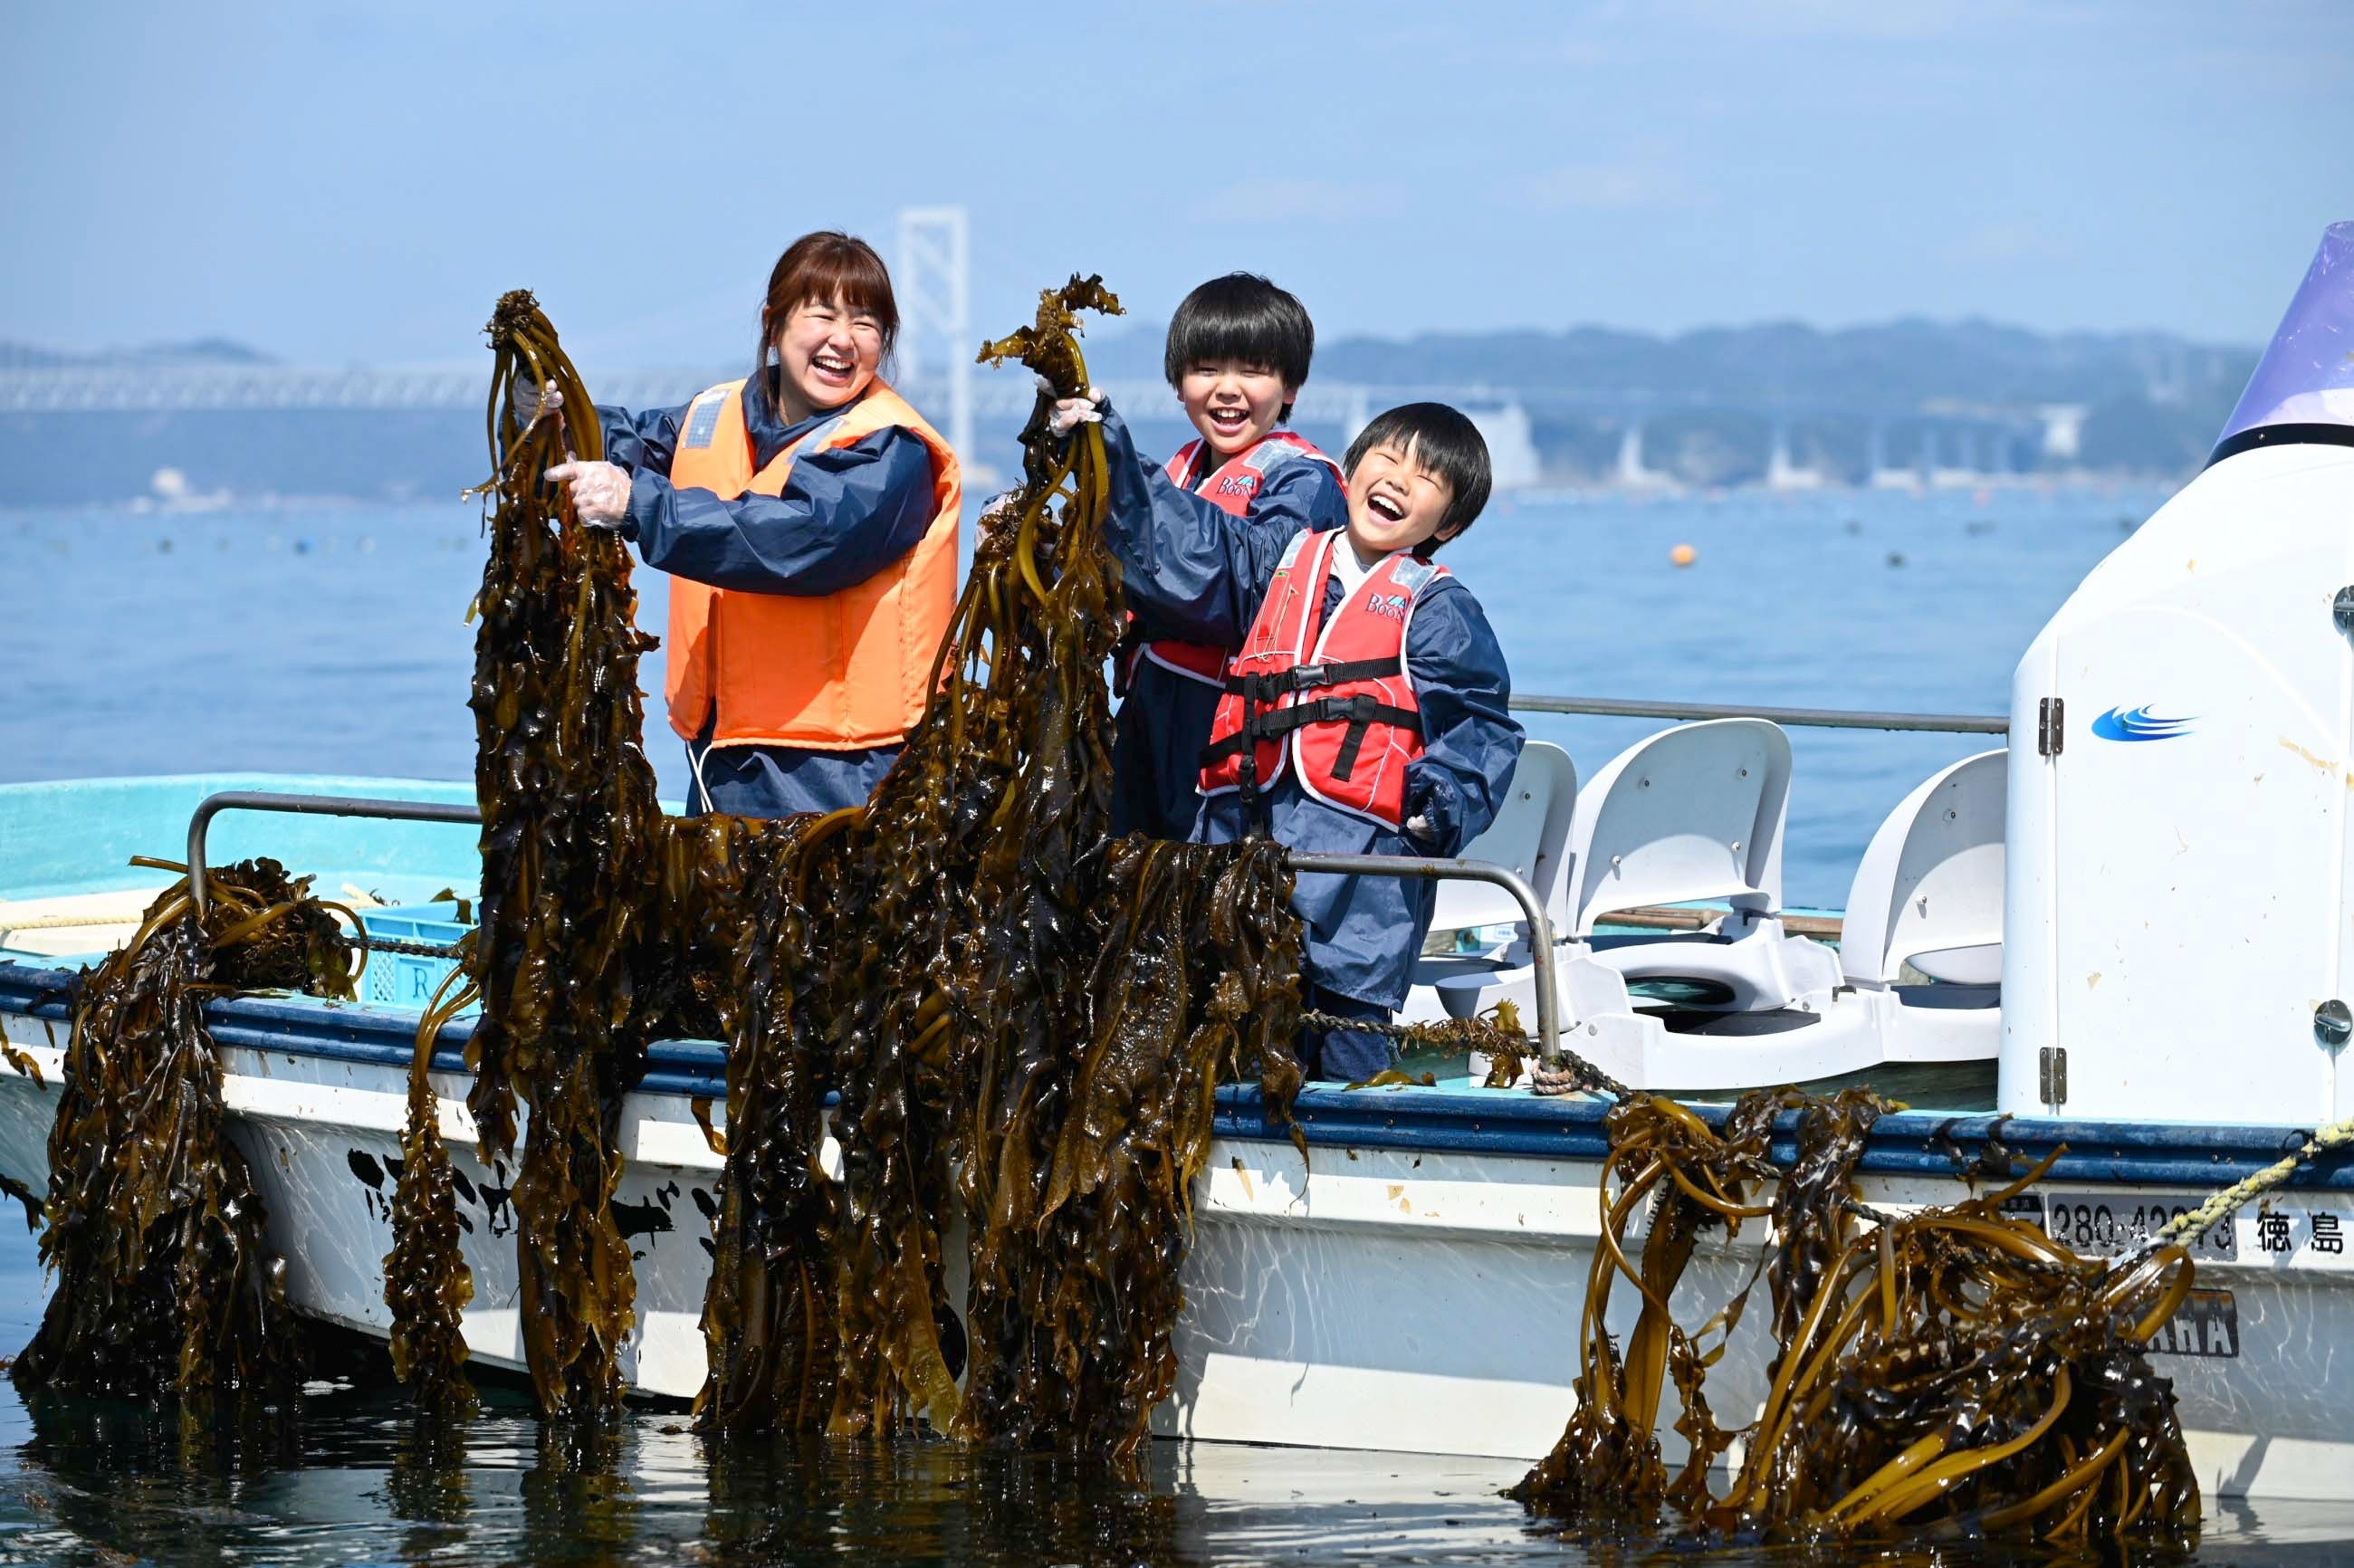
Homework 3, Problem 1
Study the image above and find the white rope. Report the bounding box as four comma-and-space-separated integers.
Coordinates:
2153, 1113, 2354, 1247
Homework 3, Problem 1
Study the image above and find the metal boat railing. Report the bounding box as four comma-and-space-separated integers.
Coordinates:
183, 689, 1992, 1063
186, 790, 482, 920
178, 792, 1569, 1064
1510, 693, 2007, 735
1284, 851, 1561, 1065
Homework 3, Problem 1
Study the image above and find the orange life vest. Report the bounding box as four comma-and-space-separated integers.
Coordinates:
1198, 528, 1446, 829
663, 378, 961, 750
1138, 431, 1344, 686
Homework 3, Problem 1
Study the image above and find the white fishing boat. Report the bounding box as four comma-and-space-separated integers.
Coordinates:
5, 224, 2353, 1504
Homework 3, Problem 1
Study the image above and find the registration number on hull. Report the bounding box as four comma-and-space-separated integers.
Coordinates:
2039, 1193, 2236, 1263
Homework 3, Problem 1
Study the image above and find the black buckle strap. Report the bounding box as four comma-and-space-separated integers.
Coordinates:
1235, 671, 1268, 836
1220, 655, 1402, 697
1200, 693, 1421, 777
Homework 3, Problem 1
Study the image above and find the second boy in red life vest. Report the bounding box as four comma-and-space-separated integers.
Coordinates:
1104, 274, 1347, 840
1064, 391, 1524, 1082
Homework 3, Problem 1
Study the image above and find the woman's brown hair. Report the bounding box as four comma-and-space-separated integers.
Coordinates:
757, 231, 899, 375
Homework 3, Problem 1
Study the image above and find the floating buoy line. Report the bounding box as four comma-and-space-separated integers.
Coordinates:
18, 279, 2336, 1554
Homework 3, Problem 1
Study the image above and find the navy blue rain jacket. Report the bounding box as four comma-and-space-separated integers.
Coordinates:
1099, 405, 1524, 1011
596, 372, 937, 817
1112, 435, 1349, 839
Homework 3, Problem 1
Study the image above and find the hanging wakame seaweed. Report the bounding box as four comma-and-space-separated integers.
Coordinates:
380, 291, 680, 1418
14, 857, 356, 1406
689, 279, 1307, 1468
1510, 1085, 2202, 1554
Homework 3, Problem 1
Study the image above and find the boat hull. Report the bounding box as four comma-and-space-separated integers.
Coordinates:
5, 982, 2353, 1502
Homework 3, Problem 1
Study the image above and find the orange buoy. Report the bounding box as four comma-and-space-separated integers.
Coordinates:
1670, 542, 1698, 568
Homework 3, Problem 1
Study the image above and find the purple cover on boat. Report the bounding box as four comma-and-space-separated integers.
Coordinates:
2220, 221, 2354, 443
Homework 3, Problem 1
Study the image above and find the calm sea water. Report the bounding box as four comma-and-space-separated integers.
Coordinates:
15, 483, 2354, 1563
1, 482, 2167, 903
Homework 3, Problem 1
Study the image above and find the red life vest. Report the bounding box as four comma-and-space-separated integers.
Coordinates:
1137, 431, 1344, 686
1198, 528, 1448, 829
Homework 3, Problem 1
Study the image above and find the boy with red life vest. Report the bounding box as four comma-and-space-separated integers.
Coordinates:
1101, 274, 1348, 840
1057, 391, 1524, 1082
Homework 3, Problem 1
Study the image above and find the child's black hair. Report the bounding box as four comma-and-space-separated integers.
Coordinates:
1163, 273, 1316, 420
1344, 403, 1493, 558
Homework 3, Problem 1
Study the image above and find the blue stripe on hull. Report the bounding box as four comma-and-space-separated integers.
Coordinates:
5, 959, 2345, 1190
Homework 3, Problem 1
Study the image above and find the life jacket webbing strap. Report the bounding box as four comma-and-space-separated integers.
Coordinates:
1218, 656, 1404, 696
1200, 693, 1423, 780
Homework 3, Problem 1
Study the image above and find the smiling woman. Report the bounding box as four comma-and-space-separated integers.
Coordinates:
544, 232, 963, 817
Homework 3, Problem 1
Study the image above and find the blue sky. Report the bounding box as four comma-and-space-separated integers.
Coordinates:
4, 1, 2349, 368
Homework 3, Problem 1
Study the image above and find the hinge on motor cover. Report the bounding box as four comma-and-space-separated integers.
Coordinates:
2039, 1046, 2068, 1105
2036, 696, 2064, 757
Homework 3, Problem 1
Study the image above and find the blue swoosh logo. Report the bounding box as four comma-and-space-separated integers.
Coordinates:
2091, 705, 2196, 742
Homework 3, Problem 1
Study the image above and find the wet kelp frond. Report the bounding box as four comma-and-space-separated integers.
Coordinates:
956, 836, 1301, 1467
678, 808, 846, 1439
383, 950, 480, 1413
1512, 1086, 2200, 1554
16, 858, 355, 1405
447, 289, 672, 1420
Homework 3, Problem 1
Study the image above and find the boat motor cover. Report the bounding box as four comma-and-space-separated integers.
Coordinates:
2218, 221, 2354, 447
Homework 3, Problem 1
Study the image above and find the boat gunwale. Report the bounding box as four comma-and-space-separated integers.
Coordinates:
2, 957, 2341, 1192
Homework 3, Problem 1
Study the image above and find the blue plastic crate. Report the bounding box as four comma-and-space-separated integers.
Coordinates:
356, 902, 476, 1014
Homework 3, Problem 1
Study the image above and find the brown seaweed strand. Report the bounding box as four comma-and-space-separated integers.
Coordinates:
1511, 1085, 2203, 1553
464, 290, 663, 1419
684, 811, 844, 1435
382, 948, 480, 1411
14, 860, 353, 1410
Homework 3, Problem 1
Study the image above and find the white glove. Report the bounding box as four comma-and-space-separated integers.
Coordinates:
545, 459, 631, 527
1404, 813, 1435, 845
1042, 376, 1104, 439
512, 378, 562, 426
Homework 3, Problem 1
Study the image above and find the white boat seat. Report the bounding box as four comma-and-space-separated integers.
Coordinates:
1399, 743, 1579, 1023
1434, 730, 2007, 1088
1839, 750, 2005, 992
1909, 942, 2002, 987
1587, 925, 1826, 1011
1546, 717, 1833, 1017
1426, 741, 1578, 935
1565, 719, 1791, 936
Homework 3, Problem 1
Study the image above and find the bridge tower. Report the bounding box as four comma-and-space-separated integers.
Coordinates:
895, 206, 973, 464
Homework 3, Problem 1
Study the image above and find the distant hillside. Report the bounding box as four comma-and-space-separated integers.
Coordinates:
1086, 316, 2255, 483
1087, 316, 2251, 406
